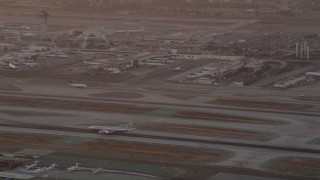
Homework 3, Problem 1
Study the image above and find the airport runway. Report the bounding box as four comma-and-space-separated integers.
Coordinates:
0, 90, 319, 179
0, 90, 319, 149
0, 91, 319, 117
0, 123, 319, 155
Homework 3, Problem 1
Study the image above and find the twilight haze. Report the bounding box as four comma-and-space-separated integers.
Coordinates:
0, 0, 319, 180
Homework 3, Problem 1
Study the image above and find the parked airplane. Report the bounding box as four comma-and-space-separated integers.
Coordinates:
19, 25, 31, 30
25, 161, 39, 170
114, 27, 144, 33
89, 122, 135, 134
21, 163, 57, 173
174, 67, 183, 71
83, 60, 102, 66
69, 83, 88, 88
42, 163, 57, 171
107, 67, 122, 74
21, 168, 45, 173
93, 168, 102, 174
8, 63, 18, 69
67, 163, 80, 172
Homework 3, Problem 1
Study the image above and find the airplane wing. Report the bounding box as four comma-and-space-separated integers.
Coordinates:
99, 129, 115, 134
99, 128, 132, 134
91, 123, 134, 135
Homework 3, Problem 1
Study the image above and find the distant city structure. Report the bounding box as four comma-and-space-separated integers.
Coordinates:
73, 28, 112, 49
296, 41, 310, 60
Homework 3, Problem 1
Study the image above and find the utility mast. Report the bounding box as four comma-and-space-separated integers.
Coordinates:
38, 9, 49, 39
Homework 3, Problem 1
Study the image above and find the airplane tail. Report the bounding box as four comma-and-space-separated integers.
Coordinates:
75, 163, 80, 168
125, 122, 133, 129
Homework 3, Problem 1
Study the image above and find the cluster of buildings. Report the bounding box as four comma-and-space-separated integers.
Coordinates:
0, 4, 319, 89
274, 71, 320, 88
181, 59, 269, 86
1, 19, 319, 89
208, 32, 320, 59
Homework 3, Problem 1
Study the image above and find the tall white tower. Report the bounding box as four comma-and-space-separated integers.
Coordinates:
38, 9, 49, 39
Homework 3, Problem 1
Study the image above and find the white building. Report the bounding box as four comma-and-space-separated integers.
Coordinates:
172, 54, 244, 61
274, 76, 306, 88
306, 72, 320, 77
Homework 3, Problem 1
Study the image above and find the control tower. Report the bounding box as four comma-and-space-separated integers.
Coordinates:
38, 9, 49, 39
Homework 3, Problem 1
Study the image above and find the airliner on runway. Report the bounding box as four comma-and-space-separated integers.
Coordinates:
69, 83, 88, 88
89, 123, 135, 134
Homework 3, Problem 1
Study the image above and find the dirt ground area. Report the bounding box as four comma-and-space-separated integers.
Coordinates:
0, 133, 308, 179
209, 98, 315, 112
0, 67, 132, 86
90, 92, 145, 99
139, 124, 276, 142
0, 132, 59, 147
308, 138, 320, 145
267, 157, 320, 177
0, 109, 70, 117
0, 83, 21, 91
70, 140, 229, 164
0, 96, 154, 114
174, 111, 280, 125
0, 160, 21, 171
0, 132, 229, 165
162, 94, 195, 100
44, 151, 302, 180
